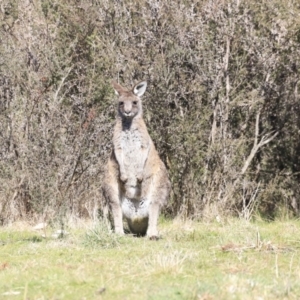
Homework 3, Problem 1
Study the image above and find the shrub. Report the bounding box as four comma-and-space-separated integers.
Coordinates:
0, 0, 300, 223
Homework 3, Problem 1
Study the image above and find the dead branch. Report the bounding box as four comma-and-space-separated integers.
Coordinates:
241, 112, 278, 175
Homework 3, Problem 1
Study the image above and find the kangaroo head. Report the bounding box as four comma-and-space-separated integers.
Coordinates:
112, 81, 147, 119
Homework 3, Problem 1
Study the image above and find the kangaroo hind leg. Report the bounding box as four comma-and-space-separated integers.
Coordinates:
144, 174, 170, 240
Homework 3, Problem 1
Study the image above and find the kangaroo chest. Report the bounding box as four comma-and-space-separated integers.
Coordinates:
120, 129, 143, 158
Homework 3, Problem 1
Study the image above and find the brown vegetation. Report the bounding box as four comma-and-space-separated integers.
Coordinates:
0, 0, 300, 224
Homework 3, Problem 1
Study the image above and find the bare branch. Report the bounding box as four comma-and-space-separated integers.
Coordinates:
54, 66, 74, 103
241, 112, 278, 175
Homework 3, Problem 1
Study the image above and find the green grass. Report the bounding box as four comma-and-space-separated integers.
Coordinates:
0, 218, 300, 299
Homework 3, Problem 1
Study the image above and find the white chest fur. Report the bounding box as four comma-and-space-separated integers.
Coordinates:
120, 129, 142, 155
119, 129, 144, 181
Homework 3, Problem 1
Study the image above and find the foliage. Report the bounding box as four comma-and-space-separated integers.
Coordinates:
0, 0, 300, 222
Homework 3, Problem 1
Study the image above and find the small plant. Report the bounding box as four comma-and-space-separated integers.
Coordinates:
83, 219, 124, 249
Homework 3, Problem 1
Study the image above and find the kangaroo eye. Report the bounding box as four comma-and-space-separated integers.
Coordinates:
133, 101, 137, 105
119, 102, 124, 106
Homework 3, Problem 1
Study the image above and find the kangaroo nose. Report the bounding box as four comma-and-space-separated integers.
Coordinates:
124, 102, 132, 113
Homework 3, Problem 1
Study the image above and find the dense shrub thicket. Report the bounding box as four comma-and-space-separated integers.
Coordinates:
0, 0, 300, 224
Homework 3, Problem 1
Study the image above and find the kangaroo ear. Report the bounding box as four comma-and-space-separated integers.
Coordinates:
111, 80, 126, 96
133, 81, 147, 97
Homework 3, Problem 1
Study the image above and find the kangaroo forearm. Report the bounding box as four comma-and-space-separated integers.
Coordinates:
114, 148, 127, 179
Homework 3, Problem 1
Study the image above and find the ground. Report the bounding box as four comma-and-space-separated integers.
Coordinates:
0, 218, 300, 299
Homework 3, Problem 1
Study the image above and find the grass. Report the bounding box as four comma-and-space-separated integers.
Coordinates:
0, 218, 300, 299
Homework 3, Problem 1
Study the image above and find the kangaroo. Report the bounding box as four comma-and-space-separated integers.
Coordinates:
102, 80, 171, 239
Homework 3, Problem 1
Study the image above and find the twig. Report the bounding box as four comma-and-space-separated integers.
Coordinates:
54, 65, 74, 103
